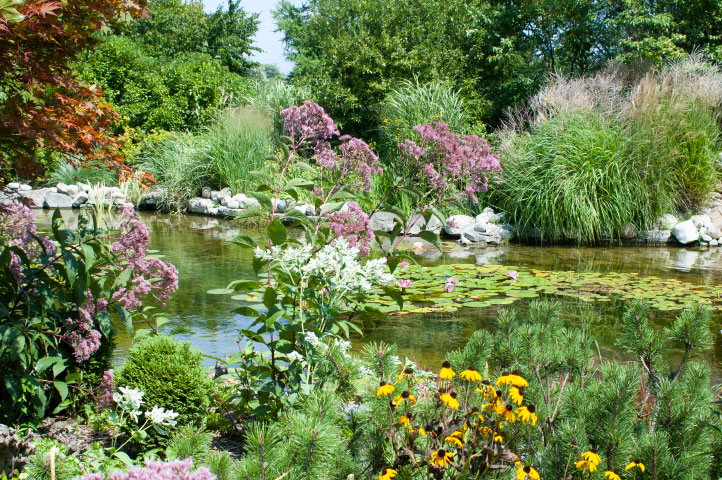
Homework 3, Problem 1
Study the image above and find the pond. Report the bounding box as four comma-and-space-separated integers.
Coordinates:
35, 210, 722, 378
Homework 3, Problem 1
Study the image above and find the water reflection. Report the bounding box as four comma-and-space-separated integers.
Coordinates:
34, 211, 722, 378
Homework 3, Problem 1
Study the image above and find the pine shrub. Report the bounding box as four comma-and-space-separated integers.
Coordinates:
116, 335, 213, 437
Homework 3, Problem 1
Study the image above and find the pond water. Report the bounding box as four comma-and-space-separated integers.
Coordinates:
35, 211, 722, 379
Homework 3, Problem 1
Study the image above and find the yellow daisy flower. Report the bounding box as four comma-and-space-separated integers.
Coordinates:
509, 386, 524, 405
397, 367, 418, 383
440, 361, 456, 380
459, 367, 482, 382
604, 471, 621, 480
391, 390, 416, 406
582, 449, 601, 467
398, 415, 410, 428
575, 460, 598, 473
440, 392, 460, 409
376, 381, 395, 397
516, 405, 538, 426
625, 460, 645, 472
430, 449, 453, 468
508, 370, 528, 387
444, 434, 463, 448
516, 465, 540, 480
379, 468, 397, 480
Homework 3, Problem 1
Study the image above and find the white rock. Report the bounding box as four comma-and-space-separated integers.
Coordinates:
56, 182, 69, 194
690, 214, 712, 229
621, 223, 637, 240
66, 185, 79, 197
201, 186, 212, 199
72, 192, 89, 208
44, 192, 74, 209
211, 188, 232, 203
711, 239, 719, 246
7, 182, 20, 190
444, 215, 476, 237
672, 220, 699, 245
18, 188, 50, 208
702, 234, 713, 243
226, 199, 241, 209
220, 196, 230, 206
240, 196, 260, 209
406, 211, 443, 234
489, 212, 507, 224
475, 207, 495, 225
369, 211, 401, 232
77, 183, 90, 193
18, 184, 32, 191
292, 203, 315, 216
642, 230, 671, 244
188, 197, 214, 215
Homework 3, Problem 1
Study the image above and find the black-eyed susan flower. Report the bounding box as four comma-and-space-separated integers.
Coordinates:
379, 468, 397, 480
391, 390, 416, 406
625, 460, 645, 472
440, 361, 456, 380
575, 459, 598, 473
516, 405, 538, 426
398, 415, 410, 428
604, 471, 621, 480
430, 449, 453, 468
476, 380, 498, 398
509, 386, 524, 405
444, 433, 463, 448
495, 402, 516, 422
440, 392, 460, 409
493, 432, 504, 443
496, 371, 512, 386
397, 367, 418, 383
410, 426, 426, 436
377, 381, 395, 397
516, 465, 540, 480
508, 370, 529, 387
582, 449, 601, 468
459, 367, 482, 382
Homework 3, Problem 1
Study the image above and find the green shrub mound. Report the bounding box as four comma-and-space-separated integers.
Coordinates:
116, 335, 213, 432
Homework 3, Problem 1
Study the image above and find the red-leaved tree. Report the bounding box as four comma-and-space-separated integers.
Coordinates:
0, 0, 148, 182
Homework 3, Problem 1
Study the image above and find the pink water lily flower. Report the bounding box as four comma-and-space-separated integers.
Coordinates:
398, 279, 412, 289
506, 270, 519, 280
399, 261, 410, 268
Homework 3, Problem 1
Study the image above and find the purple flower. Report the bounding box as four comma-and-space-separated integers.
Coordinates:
97, 370, 115, 410
397, 122, 501, 204
281, 101, 339, 149
336, 135, 382, 192
0, 201, 56, 283
507, 270, 518, 280
327, 202, 375, 256
78, 459, 215, 480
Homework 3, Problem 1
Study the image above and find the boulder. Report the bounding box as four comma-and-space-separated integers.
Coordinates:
292, 203, 315, 216
690, 214, 712, 230
226, 199, 241, 210
72, 192, 89, 208
672, 220, 699, 245
406, 211, 443, 234
216, 206, 239, 217
711, 239, 719, 247
272, 198, 291, 213
369, 211, 401, 232
77, 183, 90, 193
187, 197, 214, 215
102, 186, 122, 198
56, 182, 69, 194
7, 182, 20, 190
655, 214, 678, 230
621, 223, 638, 240
475, 207, 496, 225
138, 191, 162, 210
461, 225, 510, 245
210, 188, 232, 203
18, 184, 32, 192
66, 185, 79, 197
239, 196, 260, 209
702, 234, 713, 243
489, 212, 507, 224
641, 230, 671, 244
444, 215, 476, 237
18, 188, 50, 208
44, 192, 74, 209
201, 186, 212, 199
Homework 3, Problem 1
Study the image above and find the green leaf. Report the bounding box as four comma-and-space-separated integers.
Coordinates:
267, 219, 287, 246
381, 286, 404, 309
207, 288, 233, 295
231, 234, 256, 249
233, 306, 261, 318
113, 451, 134, 468
36, 356, 62, 373
413, 230, 442, 252
54, 381, 68, 401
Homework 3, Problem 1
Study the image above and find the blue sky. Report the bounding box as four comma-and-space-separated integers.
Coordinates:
201, 0, 295, 74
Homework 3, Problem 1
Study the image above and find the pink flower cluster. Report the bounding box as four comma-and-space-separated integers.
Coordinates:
327, 202, 375, 256
79, 459, 214, 480
64, 293, 107, 362
281, 100, 339, 150
398, 122, 501, 203
96, 370, 115, 410
334, 135, 382, 191
0, 201, 56, 283
111, 206, 178, 311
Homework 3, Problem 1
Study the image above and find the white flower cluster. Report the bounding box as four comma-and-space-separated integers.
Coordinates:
255, 237, 395, 294
113, 386, 179, 426
145, 406, 179, 426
